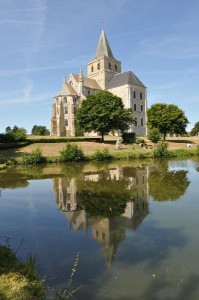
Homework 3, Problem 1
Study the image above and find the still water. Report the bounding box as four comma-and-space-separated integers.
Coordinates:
0, 159, 199, 300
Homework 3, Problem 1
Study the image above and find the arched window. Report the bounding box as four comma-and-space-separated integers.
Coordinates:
88, 90, 90, 95
141, 104, 143, 111
108, 62, 111, 70
115, 64, 118, 72
64, 107, 68, 114
140, 92, 143, 100
91, 65, 94, 72
134, 104, 136, 111
97, 63, 100, 70
63, 96, 67, 103
133, 91, 136, 98
141, 118, 143, 126
64, 119, 68, 126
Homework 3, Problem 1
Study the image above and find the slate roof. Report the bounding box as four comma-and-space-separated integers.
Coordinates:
106, 71, 146, 89
94, 29, 115, 59
72, 74, 102, 90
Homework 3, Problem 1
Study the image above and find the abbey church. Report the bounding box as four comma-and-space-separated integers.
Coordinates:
51, 30, 147, 137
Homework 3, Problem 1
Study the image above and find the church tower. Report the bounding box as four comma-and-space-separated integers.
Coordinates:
87, 30, 121, 89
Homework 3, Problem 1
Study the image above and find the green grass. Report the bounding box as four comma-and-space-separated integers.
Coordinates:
0, 245, 45, 300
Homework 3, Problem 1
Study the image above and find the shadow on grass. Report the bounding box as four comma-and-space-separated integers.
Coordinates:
166, 139, 194, 144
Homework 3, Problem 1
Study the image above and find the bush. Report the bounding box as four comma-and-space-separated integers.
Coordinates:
172, 149, 194, 157
153, 142, 171, 158
20, 149, 46, 164
91, 148, 112, 161
28, 137, 101, 143
122, 132, 136, 144
135, 138, 145, 144
195, 145, 199, 156
60, 143, 86, 162
148, 128, 162, 144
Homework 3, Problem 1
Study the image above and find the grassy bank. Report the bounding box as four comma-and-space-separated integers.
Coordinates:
0, 244, 45, 300
0, 136, 199, 165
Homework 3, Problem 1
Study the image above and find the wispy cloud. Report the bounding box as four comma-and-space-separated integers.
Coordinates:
0, 20, 45, 25
0, 55, 89, 78
0, 92, 52, 106
140, 35, 199, 59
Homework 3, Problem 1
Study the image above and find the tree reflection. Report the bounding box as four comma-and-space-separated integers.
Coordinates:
148, 170, 190, 201
77, 178, 135, 218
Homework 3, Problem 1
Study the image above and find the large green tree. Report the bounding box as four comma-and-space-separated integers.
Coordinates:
76, 91, 134, 141
147, 103, 189, 140
190, 122, 199, 136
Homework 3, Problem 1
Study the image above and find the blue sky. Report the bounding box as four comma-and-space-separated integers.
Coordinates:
0, 0, 199, 133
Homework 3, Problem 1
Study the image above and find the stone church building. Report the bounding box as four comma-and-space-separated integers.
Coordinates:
51, 30, 147, 137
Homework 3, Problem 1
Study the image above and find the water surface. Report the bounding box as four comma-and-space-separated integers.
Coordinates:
0, 159, 199, 299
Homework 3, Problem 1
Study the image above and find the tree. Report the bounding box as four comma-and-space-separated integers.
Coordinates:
76, 91, 134, 141
31, 125, 50, 136
2, 126, 27, 142
148, 128, 162, 144
190, 122, 199, 136
147, 103, 189, 140
148, 169, 190, 201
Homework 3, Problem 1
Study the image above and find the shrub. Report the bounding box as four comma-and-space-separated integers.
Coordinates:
148, 128, 162, 144
195, 145, 199, 156
135, 138, 145, 144
172, 149, 194, 157
60, 143, 86, 162
28, 137, 101, 143
153, 142, 171, 158
91, 148, 112, 161
122, 132, 136, 144
20, 149, 46, 164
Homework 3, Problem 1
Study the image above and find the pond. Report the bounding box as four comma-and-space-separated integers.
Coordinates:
0, 159, 199, 300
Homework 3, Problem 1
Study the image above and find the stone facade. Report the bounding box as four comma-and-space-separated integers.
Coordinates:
51, 30, 147, 137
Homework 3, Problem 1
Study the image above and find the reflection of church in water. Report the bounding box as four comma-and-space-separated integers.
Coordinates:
53, 166, 150, 268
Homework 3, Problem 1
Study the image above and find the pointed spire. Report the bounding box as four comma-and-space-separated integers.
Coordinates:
95, 29, 115, 59
79, 66, 83, 81
58, 74, 77, 96
63, 73, 67, 83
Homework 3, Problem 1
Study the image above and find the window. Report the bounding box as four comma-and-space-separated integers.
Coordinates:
91, 65, 94, 72
135, 117, 137, 126
97, 63, 100, 70
108, 62, 111, 70
134, 104, 136, 111
133, 91, 136, 98
64, 107, 68, 114
64, 119, 68, 126
141, 118, 143, 126
141, 104, 143, 111
140, 92, 143, 100
115, 64, 118, 72
88, 90, 90, 95
63, 96, 67, 103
